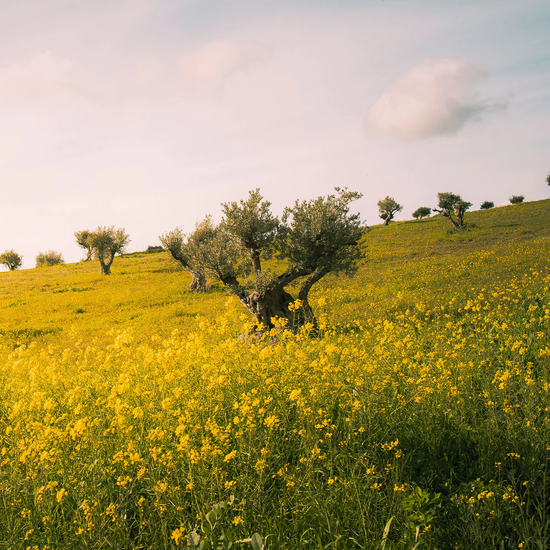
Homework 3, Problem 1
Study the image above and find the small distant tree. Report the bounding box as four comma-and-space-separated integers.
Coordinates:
36, 251, 64, 267
0, 250, 23, 271
87, 226, 130, 275
480, 201, 494, 210
159, 218, 214, 292
509, 195, 524, 204
377, 196, 403, 225
74, 230, 94, 261
546, 173, 550, 186
187, 188, 364, 331
433, 192, 472, 232
412, 207, 431, 219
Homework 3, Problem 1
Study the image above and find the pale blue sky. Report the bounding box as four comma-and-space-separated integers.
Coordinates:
0, 0, 549, 268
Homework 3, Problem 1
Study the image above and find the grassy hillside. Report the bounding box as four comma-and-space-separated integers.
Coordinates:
1, 199, 550, 549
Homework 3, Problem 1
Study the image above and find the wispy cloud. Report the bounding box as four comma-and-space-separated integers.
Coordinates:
130, 39, 271, 98
179, 40, 271, 87
0, 51, 73, 103
367, 58, 505, 140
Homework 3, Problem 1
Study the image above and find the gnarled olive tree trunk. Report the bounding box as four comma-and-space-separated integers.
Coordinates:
98, 255, 114, 275
188, 271, 208, 292
161, 238, 209, 293
221, 267, 324, 332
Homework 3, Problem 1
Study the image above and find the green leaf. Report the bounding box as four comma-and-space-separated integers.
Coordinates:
380, 517, 393, 550
207, 509, 217, 523
202, 520, 212, 535
383, 517, 393, 538
187, 531, 201, 547
250, 533, 264, 550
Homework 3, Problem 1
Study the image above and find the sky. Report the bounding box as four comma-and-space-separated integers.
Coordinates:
0, 0, 549, 269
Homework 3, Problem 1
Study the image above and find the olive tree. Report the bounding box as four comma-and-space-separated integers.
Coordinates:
187, 188, 364, 331
159, 217, 214, 292
36, 250, 64, 267
0, 250, 23, 271
509, 195, 524, 205
377, 196, 403, 225
480, 201, 494, 210
433, 192, 472, 232
412, 207, 431, 219
74, 230, 94, 261
87, 226, 130, 275
546, 172, 550, 186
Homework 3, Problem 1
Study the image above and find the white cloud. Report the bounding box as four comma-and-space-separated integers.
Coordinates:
367, 58, 503, 140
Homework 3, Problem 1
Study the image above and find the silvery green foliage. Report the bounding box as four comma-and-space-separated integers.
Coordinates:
159, 227, 188, 266
0, 250, 23, 271
377, 196, 403, 225
280, 188, 364, 275
433, 192, 472, 232
182, 217, 249, 285
221, 189, 278, 277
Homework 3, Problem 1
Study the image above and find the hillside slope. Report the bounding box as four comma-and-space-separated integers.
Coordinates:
0, 199, 549, 549
1, 199, 549, 344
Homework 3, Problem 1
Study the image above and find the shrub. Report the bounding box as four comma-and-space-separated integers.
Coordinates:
480, 201, 494, 210
509, 195, 524, 204
412, 207, 432, 219
36, 251, 65, 267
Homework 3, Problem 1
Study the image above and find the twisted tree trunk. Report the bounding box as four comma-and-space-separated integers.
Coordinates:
98, 254, 114, 275
220, 267, 323, 332
188, 271, 208, 292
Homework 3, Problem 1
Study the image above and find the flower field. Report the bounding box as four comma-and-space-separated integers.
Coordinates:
1, 200, 550, 549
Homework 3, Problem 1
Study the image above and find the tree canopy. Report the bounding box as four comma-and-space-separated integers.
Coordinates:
377, 196, 403, 225
82, 226, 130, 275
0, 250, 23, 271
412, 207, 431, 220
186, 188, 364, 331
74, 230, 94, 261
433, 192, 472, 232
